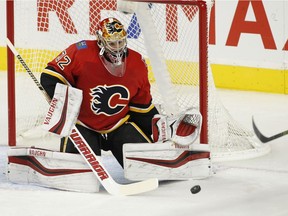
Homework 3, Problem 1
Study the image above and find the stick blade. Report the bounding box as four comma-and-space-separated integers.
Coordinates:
117, 178, 159, 196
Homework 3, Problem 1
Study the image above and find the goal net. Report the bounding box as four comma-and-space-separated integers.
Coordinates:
7, 0, 270, 161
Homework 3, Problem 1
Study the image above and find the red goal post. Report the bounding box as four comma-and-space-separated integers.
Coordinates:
6, 0, 270, 161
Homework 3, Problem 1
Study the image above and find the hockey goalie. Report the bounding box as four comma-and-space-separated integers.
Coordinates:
7, 89, 211, 192
7, 17, 211, 193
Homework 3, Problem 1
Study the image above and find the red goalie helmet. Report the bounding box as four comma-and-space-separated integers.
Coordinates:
96, 17, 128, 77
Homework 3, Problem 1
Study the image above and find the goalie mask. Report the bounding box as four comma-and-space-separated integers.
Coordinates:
96, 17, 127, 77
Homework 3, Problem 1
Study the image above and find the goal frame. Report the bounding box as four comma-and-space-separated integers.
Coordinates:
6, 0, 209, 147
7, 0, 16, 146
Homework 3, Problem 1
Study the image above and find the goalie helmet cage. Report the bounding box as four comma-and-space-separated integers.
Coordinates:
6, 0, 270, 161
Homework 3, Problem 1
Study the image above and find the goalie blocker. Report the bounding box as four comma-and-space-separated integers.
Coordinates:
41, 83, 82, 137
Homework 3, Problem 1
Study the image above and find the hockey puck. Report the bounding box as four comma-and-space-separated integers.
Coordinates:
190, 185, 201, 194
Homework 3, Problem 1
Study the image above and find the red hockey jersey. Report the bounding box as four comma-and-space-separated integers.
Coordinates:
43, 40, 154, 133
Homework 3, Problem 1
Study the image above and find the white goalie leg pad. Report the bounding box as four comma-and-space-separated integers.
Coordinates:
123, 142, 211, 181
7, 147, 100, 193
42, 83, 82, 137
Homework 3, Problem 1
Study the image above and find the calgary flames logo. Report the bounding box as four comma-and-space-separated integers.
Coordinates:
90, 85, 130, 116
106, 21, 124, 35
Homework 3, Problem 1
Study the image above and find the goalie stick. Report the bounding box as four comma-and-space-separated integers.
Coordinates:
6, 38, 158, 196
252, 117, 288, 143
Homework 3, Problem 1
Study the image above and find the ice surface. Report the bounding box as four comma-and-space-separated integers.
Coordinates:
1, 72, 288, 216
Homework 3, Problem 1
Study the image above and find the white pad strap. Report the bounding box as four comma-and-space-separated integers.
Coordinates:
42, 83, 82, 137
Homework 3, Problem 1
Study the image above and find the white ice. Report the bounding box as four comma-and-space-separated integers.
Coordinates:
1, 72, 288, 216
